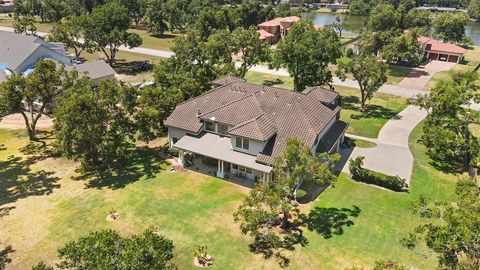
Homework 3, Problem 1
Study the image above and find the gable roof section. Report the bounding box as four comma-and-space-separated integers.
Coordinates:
303, 86, 339, 104
65, 60, 116, 80
228, 113, 277, 141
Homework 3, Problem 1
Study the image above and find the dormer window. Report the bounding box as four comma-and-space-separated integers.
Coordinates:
217, 124, 228, 135
205, 121, 214, 131
236, 137, 250, 150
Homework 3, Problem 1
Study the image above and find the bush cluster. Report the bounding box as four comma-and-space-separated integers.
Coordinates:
349, 156, 407, 192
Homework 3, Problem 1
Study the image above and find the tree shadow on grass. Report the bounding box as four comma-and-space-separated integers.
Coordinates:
113, 60, 153, 76
0, 139, 61, 210
304, 205, 361, 239
262, 78, 285, 87
73, 146, 167, 190
0, 245, 14, 269
342, 95, 398, 120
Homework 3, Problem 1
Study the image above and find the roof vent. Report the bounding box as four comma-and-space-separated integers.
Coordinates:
196, 108, 201, 116
274, 92, 279, 99
287, 103, 292, 106
261, 86, 266, 94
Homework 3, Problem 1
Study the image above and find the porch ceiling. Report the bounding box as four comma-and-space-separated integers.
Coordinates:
173, 132, 273, 173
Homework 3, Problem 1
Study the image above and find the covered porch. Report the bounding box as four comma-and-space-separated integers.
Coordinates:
173, 133, 273, 187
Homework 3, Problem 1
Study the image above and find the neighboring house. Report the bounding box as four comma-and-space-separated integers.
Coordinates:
351, 34, 467, 64
0, 0, 13, 13
257, 16, 322, 44
0, 30, 72, 74
65, 60, 116, 86
418, 36, 467, 63
165, 76, 347, 182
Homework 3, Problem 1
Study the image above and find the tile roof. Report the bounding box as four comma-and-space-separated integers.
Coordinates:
303, 86, 339, 104
418, 36, 467, 54
211, 75, 246, 86
257, 29, 275, 40
258, 16, 301, 27
165, 76, 340, 165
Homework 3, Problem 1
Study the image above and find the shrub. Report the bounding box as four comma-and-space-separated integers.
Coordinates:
346, 48, 354, 58
349, 156, 407, 192
296, 188, 308, 203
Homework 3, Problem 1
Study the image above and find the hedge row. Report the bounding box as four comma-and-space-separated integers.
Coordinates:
349, 156, 408, 192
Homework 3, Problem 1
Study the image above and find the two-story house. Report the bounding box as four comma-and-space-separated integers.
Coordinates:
165, 76, 348, 182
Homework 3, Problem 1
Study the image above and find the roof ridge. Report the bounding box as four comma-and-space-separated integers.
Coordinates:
228, 113, 264, 133
198, 90, 258, 117
174, 81, 235, 107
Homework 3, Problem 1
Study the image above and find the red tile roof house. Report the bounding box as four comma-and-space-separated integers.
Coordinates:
257, 16, 322, 44
165, 76, 348, 184
418, 36, 467, 63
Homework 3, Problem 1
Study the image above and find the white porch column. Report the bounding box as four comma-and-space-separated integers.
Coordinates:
216, 160, 225, 178
178, 150, 185, 167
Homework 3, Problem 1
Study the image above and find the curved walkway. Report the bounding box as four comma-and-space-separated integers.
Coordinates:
339, 106, 428, 184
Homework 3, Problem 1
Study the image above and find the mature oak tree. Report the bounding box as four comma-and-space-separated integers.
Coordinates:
234, 138, 339, 266
233, 27, 271, 78
402, 178, 480, 269
48, 15, 90, 60
0, 60, 76, 140
336, 54, 388, 111
272, 21, 342, 92
408, 72, 480, 173
83, 1, 142, 64
32, 229, 176, 270
53, 79, 138, 169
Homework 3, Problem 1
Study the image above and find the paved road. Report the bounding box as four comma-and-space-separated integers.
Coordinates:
339, 106, 428, 184
397, 61, 455, 90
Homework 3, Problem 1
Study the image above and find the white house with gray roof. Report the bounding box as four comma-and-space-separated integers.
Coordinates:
165, 76, 348, 184
0, 30, 71, 74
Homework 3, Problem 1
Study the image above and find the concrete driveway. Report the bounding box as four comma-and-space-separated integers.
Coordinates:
339, 106, 428, 185
397, 61, 456, 90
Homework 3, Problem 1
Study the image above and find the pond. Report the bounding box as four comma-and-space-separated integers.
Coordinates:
302, 12, 480, 45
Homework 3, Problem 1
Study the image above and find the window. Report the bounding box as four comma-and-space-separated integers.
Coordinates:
205, 121, 214, 131
172, 137, 178, 144
232, 164, 238, 170
236, 137, 242, 148
246, 168, 253, 174
235, 137, 250, 150
243, 138, 249, 150
217, 124, 228, 135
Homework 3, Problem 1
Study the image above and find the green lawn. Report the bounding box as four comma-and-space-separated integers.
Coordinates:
387, 65, 413, 85
245, 71, 294, 89
128, 29, 180, 51
0, 15, 54, 32
336, 86, 408, 138
425, 64, 475, 90
245, 72, 408, 138
0, 121, 459, 269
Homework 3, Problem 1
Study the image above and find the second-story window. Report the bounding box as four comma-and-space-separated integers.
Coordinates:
205, 121, 214, 131
217, 124, 228, 135
235, 137, 250, 150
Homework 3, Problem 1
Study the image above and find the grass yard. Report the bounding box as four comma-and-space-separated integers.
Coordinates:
334, 86, 408, 138
245, 72, 408, 138
0, 15, 53, 32
387, 65, 413, 85
0, 120, 460, 269
128, 29, 180, 51
245, 71, 294, 89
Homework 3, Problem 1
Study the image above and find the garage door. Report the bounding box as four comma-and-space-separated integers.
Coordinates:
448, 55, 458, 63
428, 53, 438, 61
